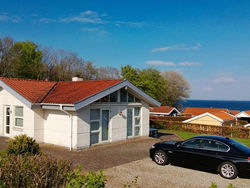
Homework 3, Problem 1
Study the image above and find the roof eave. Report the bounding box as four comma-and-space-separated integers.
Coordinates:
74, 79, 161, 111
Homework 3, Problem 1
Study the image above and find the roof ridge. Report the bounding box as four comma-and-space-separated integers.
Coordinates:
0, 77, 56, 83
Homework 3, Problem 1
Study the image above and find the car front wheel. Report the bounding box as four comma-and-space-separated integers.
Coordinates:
219, 162, 238, 179
154, 150, 168, 165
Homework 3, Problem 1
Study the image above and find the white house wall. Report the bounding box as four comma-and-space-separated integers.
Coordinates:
76, 102, 150, 149
0, 88, 36, 138
43, 110, 77, 148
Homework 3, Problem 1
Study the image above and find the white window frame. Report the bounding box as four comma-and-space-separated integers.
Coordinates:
134, 107, 141, 137
90, 108, 111, 145
14, 106, 23, 128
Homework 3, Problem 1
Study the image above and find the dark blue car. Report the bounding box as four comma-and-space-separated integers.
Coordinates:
149, 135, 250, 179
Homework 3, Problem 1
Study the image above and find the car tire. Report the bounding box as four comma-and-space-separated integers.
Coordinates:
154, 150, 168, 165
219, 162, 238, 179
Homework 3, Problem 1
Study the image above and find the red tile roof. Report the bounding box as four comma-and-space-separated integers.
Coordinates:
184, 107, 229, 116
43, 79, 124, 104
244, 111, 250, 116
229, 110, 240, 115
210, 111, 235, 121
0, 77, 56, 103
0, 77, 124, 104
150, 106, 176, 114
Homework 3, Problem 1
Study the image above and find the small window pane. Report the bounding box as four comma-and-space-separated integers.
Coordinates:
90, 109, 100, 120
135, 117, 140, 125
110, 91, 118, 102
90, 121, 100, 131
6, 107, 10, 115
90, 132, 99, 145
135, 97, 141, 103
134, 107, 140, 116
15, 107, 23, 117
15, 118, 23, 127
6, 126, 10, 134
120, 88, 127, 102
101, 95, 109, 102
6, 116, 10, 126
128, 93, 135, 102
135, 127, 140, 136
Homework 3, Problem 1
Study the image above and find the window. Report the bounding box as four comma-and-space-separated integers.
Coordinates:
203, 139, 229, 152
183, 139, 202, 149
134, 107, 141, 136
110, 91, 118, 102
128, 93, 135, 102
120, 88, 127, 102
90, 109, 100, 145
101, 95, 109, 102
15, 106, 23, 127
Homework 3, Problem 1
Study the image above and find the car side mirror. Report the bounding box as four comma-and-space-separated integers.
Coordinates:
177, 143, 183, 147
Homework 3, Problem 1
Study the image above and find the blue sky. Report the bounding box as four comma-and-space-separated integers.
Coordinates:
1, 0, 250, 100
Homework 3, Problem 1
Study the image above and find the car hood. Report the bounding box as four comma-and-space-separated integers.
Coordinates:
155, 140, 182, 147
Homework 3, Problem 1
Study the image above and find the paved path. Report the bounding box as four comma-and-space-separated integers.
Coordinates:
0, 133, 180, 172
105, 158, 250, 188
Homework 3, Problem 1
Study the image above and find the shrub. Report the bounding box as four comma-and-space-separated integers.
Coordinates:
0, 154, 72, 188
209, 182, 217, 188
6, 134, 40, 155
66, 166, 106, 188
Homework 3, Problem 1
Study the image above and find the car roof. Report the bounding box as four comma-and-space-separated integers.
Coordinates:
191, 135, 230, 143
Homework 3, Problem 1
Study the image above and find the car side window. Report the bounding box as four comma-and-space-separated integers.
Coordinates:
203, 139, 229, 152
182, 139, 203, 149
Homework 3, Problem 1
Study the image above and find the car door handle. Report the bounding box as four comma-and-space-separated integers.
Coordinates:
168, 151, 173, 153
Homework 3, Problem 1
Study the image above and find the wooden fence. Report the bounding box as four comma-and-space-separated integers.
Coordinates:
150, 119, 250, 139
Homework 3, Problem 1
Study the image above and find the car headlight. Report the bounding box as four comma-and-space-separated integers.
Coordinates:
151, 145, 155, 149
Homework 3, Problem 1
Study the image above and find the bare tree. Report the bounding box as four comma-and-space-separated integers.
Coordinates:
0, 37, 14, 77
97, 66, 120, 80
161, 71, 191, 106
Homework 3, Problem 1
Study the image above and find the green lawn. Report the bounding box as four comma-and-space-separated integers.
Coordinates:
159, 129, 250, 147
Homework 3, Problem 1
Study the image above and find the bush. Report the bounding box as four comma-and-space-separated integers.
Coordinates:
0, 154, 72, 188
6, 134, 40, 155
66, 166, 106, 188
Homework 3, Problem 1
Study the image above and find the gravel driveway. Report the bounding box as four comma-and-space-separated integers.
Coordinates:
105, 158, 250, 188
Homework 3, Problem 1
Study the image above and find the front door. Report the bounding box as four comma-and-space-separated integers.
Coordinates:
3, 106, 10, 136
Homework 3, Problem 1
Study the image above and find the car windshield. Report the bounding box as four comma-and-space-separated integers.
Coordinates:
229, 139, 250, 154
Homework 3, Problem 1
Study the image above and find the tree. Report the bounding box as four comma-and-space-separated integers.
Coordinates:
121, 65, 167, 104
10, 41, 45, 79
161, 71, 191, 106
97, 66, 120, 80
0, 37, 14, 77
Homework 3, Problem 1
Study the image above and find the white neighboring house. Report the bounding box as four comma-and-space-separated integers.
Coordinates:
150, 106, 180, 116
0, 77, 160, 150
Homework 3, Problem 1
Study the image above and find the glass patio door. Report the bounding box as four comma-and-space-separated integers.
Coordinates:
3, 106, 10, 136
101, 110, 109, 141
127, 109, 133, 137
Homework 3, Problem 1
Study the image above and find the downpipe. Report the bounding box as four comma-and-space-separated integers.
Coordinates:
59, 105, 73, 151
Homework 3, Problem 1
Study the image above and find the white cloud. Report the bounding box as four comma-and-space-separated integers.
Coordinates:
146, 60, 176, 66
114, 21, 145, 27
151, 43, 201, 52
211, 77, 237, 84
178, 62, 201, 66
0, 13, 22, 23
40, 18, 56, 23
81, 27, 107, 34
60, 10, 105, 24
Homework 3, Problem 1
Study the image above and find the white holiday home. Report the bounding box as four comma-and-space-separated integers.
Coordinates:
0, 77, 160, 150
